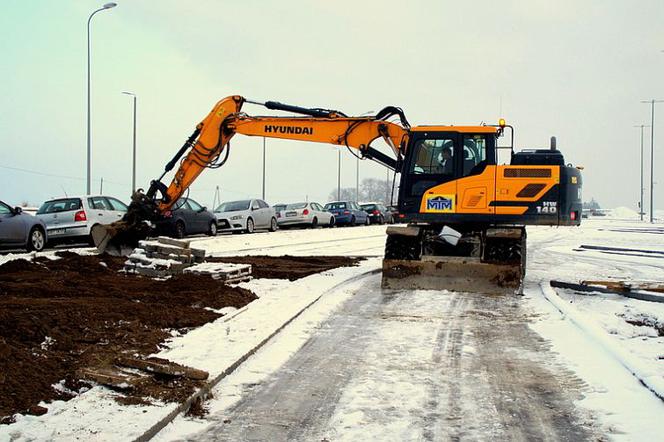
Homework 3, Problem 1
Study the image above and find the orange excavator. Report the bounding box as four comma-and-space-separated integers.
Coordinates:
93, 95, 582, 294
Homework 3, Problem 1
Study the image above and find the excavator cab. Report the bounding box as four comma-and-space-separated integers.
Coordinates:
382, 125, 582, 294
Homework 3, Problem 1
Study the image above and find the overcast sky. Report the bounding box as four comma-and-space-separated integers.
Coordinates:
1, 0, 663, 212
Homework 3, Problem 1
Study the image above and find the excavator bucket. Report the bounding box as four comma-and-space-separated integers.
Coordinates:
381, 257, 523, 294
91, 221, 149, 256
381, 226, 526, 295
91, 190, 161, 256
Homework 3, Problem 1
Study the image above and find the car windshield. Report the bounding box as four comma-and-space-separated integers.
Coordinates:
215, 200, 251, 212
37, 198, 82, 214
325, 202, 346, 210
361, 204, 377, 210
286, 203, 307, 209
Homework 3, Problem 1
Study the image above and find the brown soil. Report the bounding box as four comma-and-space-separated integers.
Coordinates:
0, 252, 256, 424
207, 255, 362, 280
0, 252, 361, 424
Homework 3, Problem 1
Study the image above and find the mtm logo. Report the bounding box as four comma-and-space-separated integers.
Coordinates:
425, 195, 455, 213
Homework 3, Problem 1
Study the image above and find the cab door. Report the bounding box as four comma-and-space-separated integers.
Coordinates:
454, 134, 496, 215
401, 132, 459, 215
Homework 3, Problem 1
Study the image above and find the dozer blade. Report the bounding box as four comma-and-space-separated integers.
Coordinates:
91, 220, 150, 256
381, 256, 522, 295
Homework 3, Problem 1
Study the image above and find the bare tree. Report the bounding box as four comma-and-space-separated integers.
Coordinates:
328, 178, 394, 204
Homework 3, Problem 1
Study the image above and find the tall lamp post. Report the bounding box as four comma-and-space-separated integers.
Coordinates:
634, 124, 650, 221
87, 2, 117, 194
640, 99, 664, 223
262, 137, 266, 200
337, 149, 341, 200
122, 91, 137, 193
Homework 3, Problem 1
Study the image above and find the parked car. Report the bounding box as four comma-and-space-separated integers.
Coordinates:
214, 199, 277, 233
360, 202, 393, 224
35, 195, 128, 245
0, 200, 48, 251
323, 201, 369, 226
154, 198, 217, 238
276, 202, 335, 228
387, 204, 403, 223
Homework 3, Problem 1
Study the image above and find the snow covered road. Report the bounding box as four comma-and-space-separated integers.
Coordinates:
160, 279, 597, 441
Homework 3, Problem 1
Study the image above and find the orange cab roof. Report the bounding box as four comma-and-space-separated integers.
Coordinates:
411, 125, 498, 133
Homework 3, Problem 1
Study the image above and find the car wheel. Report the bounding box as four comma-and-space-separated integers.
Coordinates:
311, 217, 318, 229
269, 217, 278, 232
28, 227, 46, 252
175, 221, 186, 239
245, 218, 255, 234
350, 215, 356, 226
328, 216, 335, 227
207, 221, 217, 236
365, 216, 370, 226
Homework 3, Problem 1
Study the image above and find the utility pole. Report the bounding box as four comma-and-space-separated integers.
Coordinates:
356, 156, 359, 201
212, 185, 220, 210
634, 124, 650, 221
122, 91, 137, 194
641, 99, 664, 223
337, 149, 341, 201
262, 137, 266, 200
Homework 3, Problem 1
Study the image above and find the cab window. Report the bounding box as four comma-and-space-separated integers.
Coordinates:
410, 138, 455, 176
462, 135, 488, 176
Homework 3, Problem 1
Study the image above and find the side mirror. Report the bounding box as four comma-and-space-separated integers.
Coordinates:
13, 207, 22, 215
200, 207, 207, 212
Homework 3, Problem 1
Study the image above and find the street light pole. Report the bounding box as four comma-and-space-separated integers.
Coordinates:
337, 149, 341, 200
87, 2, 117, 194
356, 156, 359, 201
122, 92, 136, 193
641, 99, 664, 223
634, 124, 650, 221
262, 137, 266, 200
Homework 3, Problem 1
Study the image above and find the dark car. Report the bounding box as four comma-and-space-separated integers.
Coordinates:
155, 198, 217, 238
323, 201, 369, 226
360, 202, 393, 224
0, 200, 48, 251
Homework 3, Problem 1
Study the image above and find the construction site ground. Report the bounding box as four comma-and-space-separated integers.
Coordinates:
1, 217, 664, 441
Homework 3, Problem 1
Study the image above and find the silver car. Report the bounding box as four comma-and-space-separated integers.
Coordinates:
214, 199, 278, 234
35, 195, 128, 244
0, 200, 48, 251
276, 202, 335, 228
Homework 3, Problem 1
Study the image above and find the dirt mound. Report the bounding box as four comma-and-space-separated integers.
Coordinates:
0, 253, 256, 423
207, 255, 361, 280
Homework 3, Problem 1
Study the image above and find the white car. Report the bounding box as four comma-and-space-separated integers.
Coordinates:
276, 202, 335, 228
214, 199, 278, 234
35, 195, 128, 244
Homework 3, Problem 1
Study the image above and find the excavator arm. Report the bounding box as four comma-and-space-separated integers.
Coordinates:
149, 95, 409, 212
93, 95, 410, 253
